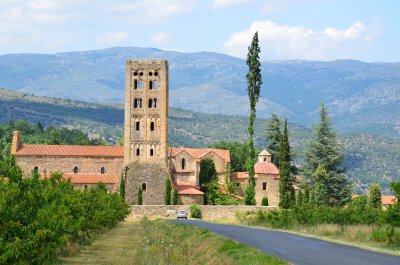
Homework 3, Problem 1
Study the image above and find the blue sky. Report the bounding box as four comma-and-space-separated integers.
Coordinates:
0, 0, 399, 61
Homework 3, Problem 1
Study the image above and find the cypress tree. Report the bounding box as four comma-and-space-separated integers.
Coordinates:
303, 104, 351, 206
297, 189, 304, 206
368, 183, 382, 209
165, 177, 172, 205
279, 119, 293, 208
313, 164, 329, 206
244, 32, 262, 205
137, 187, 143, 205
119, 175, 126, 200
290, 185, 296, 207
303, 186, 310, 204
266, 114, 281, 167
172, 188, 179, 205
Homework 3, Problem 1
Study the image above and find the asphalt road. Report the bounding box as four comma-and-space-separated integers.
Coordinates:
169, 219, 400, 265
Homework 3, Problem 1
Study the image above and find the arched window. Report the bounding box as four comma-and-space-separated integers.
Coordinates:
100, 167, 105, 174
73, 166, 79, 174
149, 80, 153, 89
33, 166, 38, 174
148, 99, 153, 108
150, 148, 154, 156
138, 80, 143, 89
134, 79, 138, 89
181, 158, 186, 170
142, 183, 147, 191
150, 122, 155, 131
136, 148, 140, 156
136, 121, 140, 131
154, 80, 158, 89
153, 99, 157, 108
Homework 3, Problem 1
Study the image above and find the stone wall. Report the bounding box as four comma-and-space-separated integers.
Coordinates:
125, 161, 168, 205
129, 205, 277, 219
16, 155, 123, 177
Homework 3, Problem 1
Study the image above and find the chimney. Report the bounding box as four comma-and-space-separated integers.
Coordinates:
11, 131, 21, 155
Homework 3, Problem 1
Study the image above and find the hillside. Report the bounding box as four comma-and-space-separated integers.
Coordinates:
1, 89, 399, 193
1, 47, 400, 137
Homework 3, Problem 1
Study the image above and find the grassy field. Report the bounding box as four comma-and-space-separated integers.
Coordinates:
57, 218, 287, 265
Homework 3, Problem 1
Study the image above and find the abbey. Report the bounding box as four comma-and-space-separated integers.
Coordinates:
11, 59, 282, 206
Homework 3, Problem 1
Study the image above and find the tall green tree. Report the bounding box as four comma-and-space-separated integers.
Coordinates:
266, 114, 281, 167
199, 158, 218, 204
368, 183, 382, 209
245, 32, 262, 205
313, 164, 329, 206
279, 119, 293, 208
172, 188, 179, 205
297, 189, 304, 206
303, 104, 351, 206
137, 187, 143, 205
165, 177, 172, 205
119, 175, 126, 200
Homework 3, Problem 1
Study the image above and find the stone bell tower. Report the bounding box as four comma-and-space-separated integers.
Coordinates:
124, 59, 169, 165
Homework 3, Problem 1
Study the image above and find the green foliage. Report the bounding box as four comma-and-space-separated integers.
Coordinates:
303, 186, 310, 204
205, 179, 219, 205
303, 104, 351, 206
211, 141, 248, 172
165, 177, 172, 205
189, 204, 201, 218
244, 181, 256, 205
297, 190, 303, 206
368, 183, 382, 209
261, 196, 269, 206
172, 188, 179, 205
279, 119, 293, 209
266, 114, 281, 167
119, 175, 126, 200
199, 158, 218, 204
391, 181, 400, 200
137, 187, 143, 205
313, 164, 329, 206
0, 159, 129, 264
386, 182, 400, 227
349, 195, 368, 211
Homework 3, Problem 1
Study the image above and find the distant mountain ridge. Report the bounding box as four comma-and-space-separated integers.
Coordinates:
1, 47, 400, 137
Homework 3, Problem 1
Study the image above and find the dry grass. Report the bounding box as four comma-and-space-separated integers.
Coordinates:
57, 218, 288, 265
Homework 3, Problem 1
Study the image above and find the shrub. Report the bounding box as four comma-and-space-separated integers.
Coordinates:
261, 196, 269, 206
189, 204, 201, 218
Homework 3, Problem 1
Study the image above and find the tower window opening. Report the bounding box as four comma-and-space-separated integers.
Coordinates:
73, 166, 79, 174
139, 80, 143, 89
149, 71, 153, 76
154, 72, 158, 76
142, 183, 146, 191
134, 98, 142, 108
135, 121, 140, 131
148, 99, 153, 108
33, 166, 38, 174
154, 80, 158, 89
101, 167, 105, 174
262, 182, 267, 191
181, 158, 186, 170
149, 80, 153, 89
133, 72, 138, 76
139, 72, 143, 76
150, 122, 155, 131
264, 158, 267, 162
136, 148, 140, 156
150, 148, 154, 156
134, 79, 138, 89
153, 99, 157, 108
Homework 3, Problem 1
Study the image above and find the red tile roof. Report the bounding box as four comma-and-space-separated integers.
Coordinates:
16, 144, 124, 157
382, 195, 397, 205
176, 184, 204, 195
232, 172, 248, 179
169, 147, 230, 163
254, 162, 279, 175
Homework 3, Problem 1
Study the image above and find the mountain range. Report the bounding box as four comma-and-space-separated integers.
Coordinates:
1, 47, 400, 137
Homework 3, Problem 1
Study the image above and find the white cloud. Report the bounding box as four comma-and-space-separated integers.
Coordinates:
263, 0, 298, 14
223, 20, 383, 60
213, 0, 252, 8
150, 32, 171, 45
95, 32, 129, 45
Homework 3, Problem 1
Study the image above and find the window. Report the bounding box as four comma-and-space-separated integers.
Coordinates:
134, 79, 138, 89
153, 80, 158, 89
136, 121, 140, 131
136, 148, 140, 156
142, 183, 146, 191
150, 148, 154, 156
153, 99, 157, 108
264, 158, 267, 162
133, 71, 138, 76
73, 166, 79, 174
148, 99, 152, 108
150, 122, 155, 131
33, 166, 38, 174
262, 182, 267, 191
149, 71, 153, 76
101, 167, 105, 174
181, 158, 186, 170
149, 80, 153, 89
138, 80, 143, 89
134, 98, 142, 108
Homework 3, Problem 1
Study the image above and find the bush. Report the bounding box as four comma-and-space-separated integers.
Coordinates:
189, 204, 201, 218
261, 196, 269, 206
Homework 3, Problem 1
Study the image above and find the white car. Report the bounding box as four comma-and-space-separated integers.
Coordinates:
176, 210, 188, 219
